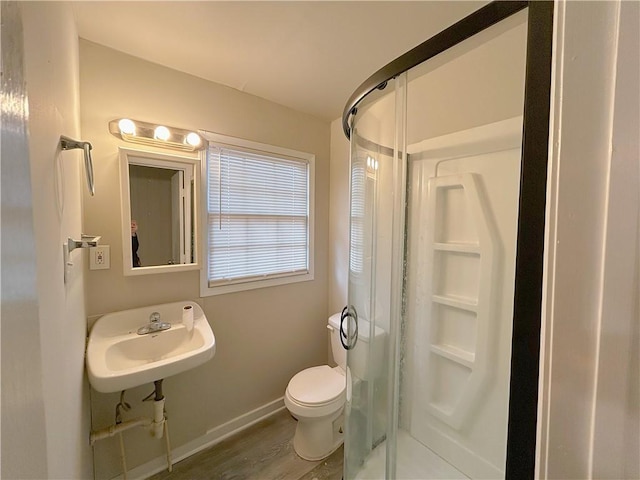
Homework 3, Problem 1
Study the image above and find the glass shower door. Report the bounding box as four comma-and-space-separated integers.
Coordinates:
343, 6, 530, 479
343, 76, 402, 480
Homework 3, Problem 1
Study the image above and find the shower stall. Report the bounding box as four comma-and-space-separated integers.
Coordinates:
340, 2, 553, 479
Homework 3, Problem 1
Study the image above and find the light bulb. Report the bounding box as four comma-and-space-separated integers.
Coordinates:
185, 132, 201, 147
154, 126, 170, 141
118, 118, 136, 135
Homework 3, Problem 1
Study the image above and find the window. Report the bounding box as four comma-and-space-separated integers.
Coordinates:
200, 132, 314, 296
349, 158, 365, 275
349, 154, 377, 277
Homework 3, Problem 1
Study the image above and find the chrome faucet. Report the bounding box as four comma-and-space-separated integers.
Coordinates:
137, 311, 171, 335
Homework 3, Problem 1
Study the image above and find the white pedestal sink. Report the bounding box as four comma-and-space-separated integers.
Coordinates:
86, 301, 215, 393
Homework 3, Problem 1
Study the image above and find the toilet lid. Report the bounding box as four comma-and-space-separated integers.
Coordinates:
288, 365, 345, 406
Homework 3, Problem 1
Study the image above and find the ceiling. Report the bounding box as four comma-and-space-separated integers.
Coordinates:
72, 1, 484, 122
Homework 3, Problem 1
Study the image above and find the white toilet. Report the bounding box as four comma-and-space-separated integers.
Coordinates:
284, 312, 385, 461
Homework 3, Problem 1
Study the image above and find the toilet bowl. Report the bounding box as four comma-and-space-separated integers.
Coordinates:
284, 365, 345, 461
285, 312, 386, 461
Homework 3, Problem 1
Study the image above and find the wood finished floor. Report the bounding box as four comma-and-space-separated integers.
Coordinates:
148, 409, 343, 480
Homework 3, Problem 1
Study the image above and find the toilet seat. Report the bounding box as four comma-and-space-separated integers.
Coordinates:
286, 365, 345, 407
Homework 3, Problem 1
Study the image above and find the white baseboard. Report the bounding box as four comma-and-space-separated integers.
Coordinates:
120, 397, 286, 480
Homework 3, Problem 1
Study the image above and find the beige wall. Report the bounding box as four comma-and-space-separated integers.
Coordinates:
80, 40, 330, 478
352, 10, 527, 154
328, 118, 350, 316
405, 11, 526, 145
1, 2, 93, 478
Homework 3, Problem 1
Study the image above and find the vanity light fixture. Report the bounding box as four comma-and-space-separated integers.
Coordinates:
154, 125, 171, 141
118, 118, 136, 136
185, 132, 202, 148
109, 118, 204, 152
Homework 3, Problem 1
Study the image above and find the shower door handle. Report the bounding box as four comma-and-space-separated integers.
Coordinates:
340, 305, 358, 350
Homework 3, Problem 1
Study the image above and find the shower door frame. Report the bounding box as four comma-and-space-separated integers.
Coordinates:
341, 1, 554, 478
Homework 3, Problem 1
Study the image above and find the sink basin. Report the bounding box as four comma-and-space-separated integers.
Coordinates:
86, 301, 215, 393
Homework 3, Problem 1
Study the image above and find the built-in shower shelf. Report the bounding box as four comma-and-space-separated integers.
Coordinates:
428, 401, 455, 418
432, 294, 478, 312
420, 173, 498, 431
433, 242, 480, 254
430, 344, 475, 368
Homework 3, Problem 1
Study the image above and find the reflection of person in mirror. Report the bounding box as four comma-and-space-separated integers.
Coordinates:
131, 220, 141, 267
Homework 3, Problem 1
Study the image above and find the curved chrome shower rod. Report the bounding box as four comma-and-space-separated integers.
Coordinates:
60, 135, 95, 196
341, 0, 528, 139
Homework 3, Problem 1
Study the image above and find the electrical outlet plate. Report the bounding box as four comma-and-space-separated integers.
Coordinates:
90, 245, 110, 270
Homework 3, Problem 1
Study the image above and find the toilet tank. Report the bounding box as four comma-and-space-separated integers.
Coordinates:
328, 312, 386, 380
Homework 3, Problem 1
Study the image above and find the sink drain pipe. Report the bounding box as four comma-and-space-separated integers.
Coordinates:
148, 380, 173, 474
89, 417, 152, 443
90, 380, 173, 477
151, 379, 165, 439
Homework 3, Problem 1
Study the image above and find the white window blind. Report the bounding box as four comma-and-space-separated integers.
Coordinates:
207, 144, 309, 286
350, 160, 365, 275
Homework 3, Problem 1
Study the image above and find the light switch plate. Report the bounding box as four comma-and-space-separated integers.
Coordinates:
90, 245, 110, 270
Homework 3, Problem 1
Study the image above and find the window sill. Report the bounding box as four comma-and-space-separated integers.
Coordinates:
200, 271, 314, 297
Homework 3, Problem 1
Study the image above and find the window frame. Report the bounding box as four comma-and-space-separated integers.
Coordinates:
199, 131, 315, 297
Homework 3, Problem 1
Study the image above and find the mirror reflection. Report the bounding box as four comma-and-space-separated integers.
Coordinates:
119, 148, 199, 276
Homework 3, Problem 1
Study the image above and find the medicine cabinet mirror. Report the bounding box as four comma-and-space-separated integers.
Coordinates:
119, 147, 199, 276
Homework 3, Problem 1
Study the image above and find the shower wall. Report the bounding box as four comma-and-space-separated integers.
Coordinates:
399, 12, 527, 479
404, 117, 523, 477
